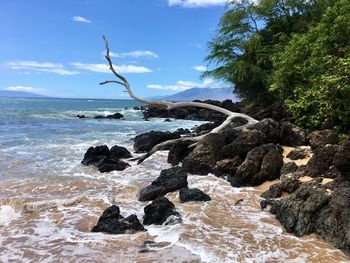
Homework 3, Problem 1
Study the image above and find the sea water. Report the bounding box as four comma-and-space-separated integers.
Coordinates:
0, 98, 348, 262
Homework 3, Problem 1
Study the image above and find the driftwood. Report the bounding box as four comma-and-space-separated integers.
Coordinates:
100, 36, 259, 164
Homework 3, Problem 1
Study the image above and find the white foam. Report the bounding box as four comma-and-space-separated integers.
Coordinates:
0, 205, 21, 226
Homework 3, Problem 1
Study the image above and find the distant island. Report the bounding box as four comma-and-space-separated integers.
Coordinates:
148, 87, 239, 102
0, 90, 48, 98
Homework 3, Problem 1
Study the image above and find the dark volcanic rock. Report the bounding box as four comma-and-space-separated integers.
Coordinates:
95, 112, 124, 119
280, 162, 298, 175
81, 145, 131, 173
305, 144, 339, 177
82, 145, 110, 166
213, 156, 242, 178
286, 148, 308, 160
182, 133, 226, 175
91, 205, 145, 234
333, 139, 350, 179
167, 141, 193, 166
76, 114, 87, 118
110, 145, 132, 159
143, 197, 181, 225
98, 159, 130, 173
139, 166, 188, 201
222, 129, 268, 159
142, 100, 234, 123
253, 118, 280, 143
309, 129, 338, 149
279, 121, 307, 146
133, 131, 181, 153
270, 181, 350, 252
229, 144, 283, 187
179, 188, 211, 202
261, 178, 302, 199
194, 122, 218, 135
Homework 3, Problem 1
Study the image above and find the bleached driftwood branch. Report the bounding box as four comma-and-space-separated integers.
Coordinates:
100, 36, 259, 164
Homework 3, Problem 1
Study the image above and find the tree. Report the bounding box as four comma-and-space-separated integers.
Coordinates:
270, 0, 350, 130
100, 36, 259, 163
204, 0, 334, 104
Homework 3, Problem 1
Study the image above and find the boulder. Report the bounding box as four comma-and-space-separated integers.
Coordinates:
182, 133, 226, 175
309, 129, 338, 149
139, 166, 188, 201
167, 141, 193, 166
179, 188, 211, 202
222, 129, 268, 159
305, 144, 339, 177
194, 122, 218, 135
143, 197, 181, 225
133, 131, 181, 153
213, 156, 242, 177
270, 180, 350, 252
253, 118, 280, 143
229, 144, 283, 187
109, 145, 132, 159
81, 145, 109, 166
333, 139, 350, 179
280, 162, 298, 175
286, 148, 308, 160
279, 121, 307, 146
91, 205, 145, 234
261, 177, 302, 199
81, 145, 131, 173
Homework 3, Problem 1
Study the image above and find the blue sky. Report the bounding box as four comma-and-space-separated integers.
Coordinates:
0, 0, 228, 99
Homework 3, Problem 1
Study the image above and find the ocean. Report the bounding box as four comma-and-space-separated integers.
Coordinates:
0, 98, 348, 262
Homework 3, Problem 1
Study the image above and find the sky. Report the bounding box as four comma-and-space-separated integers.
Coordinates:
0, 0, 230, 99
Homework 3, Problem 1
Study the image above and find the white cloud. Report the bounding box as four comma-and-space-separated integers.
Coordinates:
147, 78, 222, 91
70, 62, 153, 73
103, 50, 159, 59
194, 65, 207, 72
2, 86, 45, 94
168, 0, 228, 7
6, 61, 80, 75
72, 16, 91, 23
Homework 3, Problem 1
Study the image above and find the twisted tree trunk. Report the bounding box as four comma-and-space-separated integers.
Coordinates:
100, 36, 259, 164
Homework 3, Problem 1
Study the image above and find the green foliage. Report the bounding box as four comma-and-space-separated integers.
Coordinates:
206, 0, 350, 131
204, 0, 332, 103
271, 0, 350, 130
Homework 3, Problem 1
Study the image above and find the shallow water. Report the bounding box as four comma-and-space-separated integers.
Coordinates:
0, 98, 349, 262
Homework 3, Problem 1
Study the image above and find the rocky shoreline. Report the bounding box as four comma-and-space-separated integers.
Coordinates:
82, 99, 350, 254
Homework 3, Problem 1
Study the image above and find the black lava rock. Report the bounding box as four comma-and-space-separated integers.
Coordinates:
91, 205, 145, 234
143, 197, 181, 225
179, 188, 211, 202
139, 166, 188, 201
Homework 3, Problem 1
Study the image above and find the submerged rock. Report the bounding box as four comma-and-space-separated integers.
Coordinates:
179, 188, 211, 202
143, 197, 181, 225
91, 205, 145, 234
94, 112, 124, 119
139, 166, 188, 201
81, 145, 131, 173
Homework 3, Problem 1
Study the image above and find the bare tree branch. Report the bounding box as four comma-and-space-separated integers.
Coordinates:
100, 36, 259, 163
